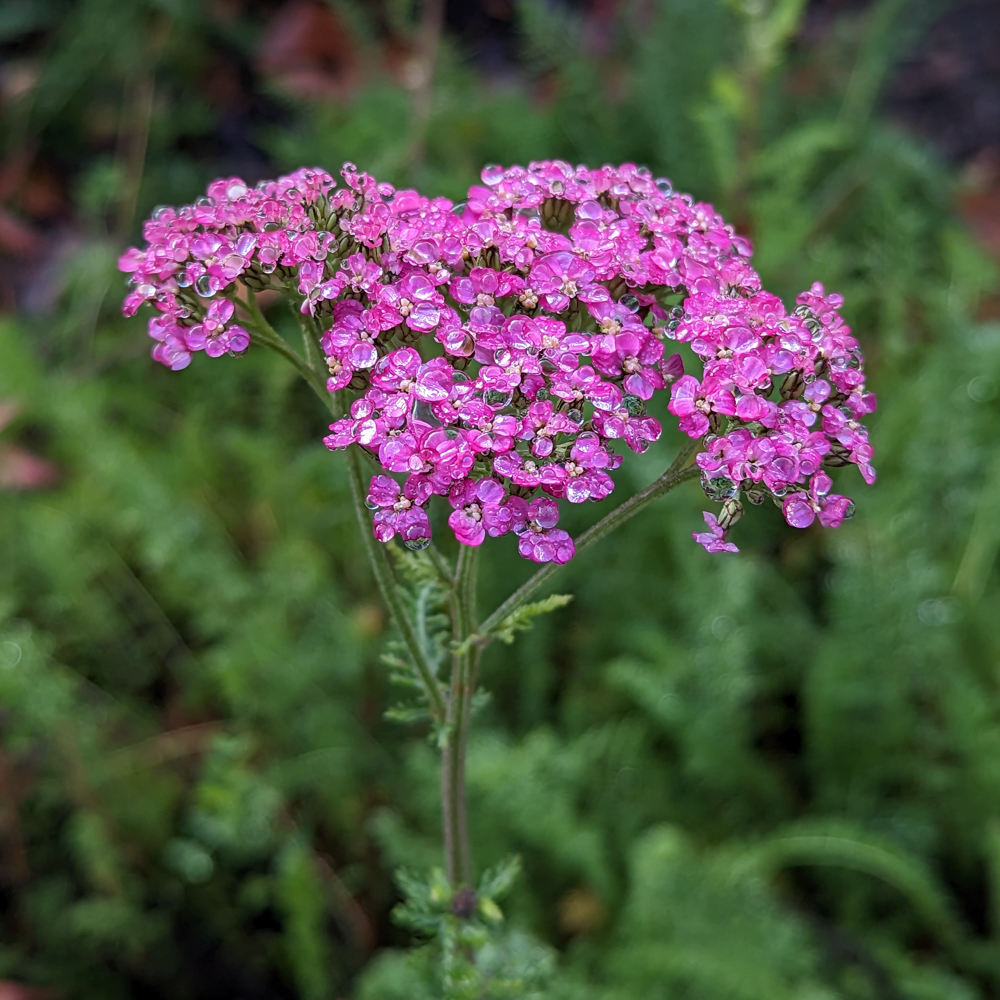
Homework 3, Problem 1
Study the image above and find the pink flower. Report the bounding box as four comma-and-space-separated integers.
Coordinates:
517, 400, 578, 458
370, 348, 454, 403
562, 432, 618, 503
668, 375, 736, 438
513, 497, 576, 564
591, 328, 666, 400
528, 252, 596, 312
447, 477, 508, 546
781, 473, 854, 529
375, 273, 444, 332
692, 511, 739, 554
366, 475, 433, 546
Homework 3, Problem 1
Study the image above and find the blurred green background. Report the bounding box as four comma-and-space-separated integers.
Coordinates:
1, 0, 1000, 997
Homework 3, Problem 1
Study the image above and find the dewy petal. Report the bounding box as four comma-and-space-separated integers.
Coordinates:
349, 341, 379, 369
782, 494, 816, 529
397, 505, 432, 544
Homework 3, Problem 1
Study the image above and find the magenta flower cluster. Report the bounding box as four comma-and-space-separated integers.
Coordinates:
120, 160, 875, 561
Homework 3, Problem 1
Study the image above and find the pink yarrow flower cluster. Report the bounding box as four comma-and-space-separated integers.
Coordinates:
121, 161, 875, 561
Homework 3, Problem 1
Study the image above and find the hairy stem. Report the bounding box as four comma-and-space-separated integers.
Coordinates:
241, 291, 329, 403
477, 440, 701, 639
345, 445, 447, 721
442, 544, 479, 886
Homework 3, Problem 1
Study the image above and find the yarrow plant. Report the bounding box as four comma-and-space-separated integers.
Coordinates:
121, 159, 875, 992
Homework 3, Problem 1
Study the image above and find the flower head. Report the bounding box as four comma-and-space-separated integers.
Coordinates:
123, 161, 876, 562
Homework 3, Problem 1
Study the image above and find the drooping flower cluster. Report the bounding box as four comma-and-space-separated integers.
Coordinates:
120, 160, 875, 561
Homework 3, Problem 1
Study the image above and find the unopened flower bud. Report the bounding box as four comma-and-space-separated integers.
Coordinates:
780, 371, 804, 400
718, 498, 743, 530
823, 441, 852, 467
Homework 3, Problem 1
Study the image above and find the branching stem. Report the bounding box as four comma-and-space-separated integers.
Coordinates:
241, 316, 700, 888
476, 439, 701, 640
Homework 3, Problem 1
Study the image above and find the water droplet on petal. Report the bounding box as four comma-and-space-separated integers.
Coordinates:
195, 274, 216, 297
484, 389, 513, 408
482, 164, 504, 186
196, 195, 215, 208
176, 270, 193, 288
843, 500, 856, 519
620, 293, 640, 313
622, 394, 645, 416
701, 475, 739, 502
413, 400, 443, 427
567, 408, 583, 424
656, 178, 673, 195
152, 205, 170, 220
235, 233, 258, 256
364, 498, 380, 510
514, 206, 540, 222
451, 201, 468, 216
403, 536, 431, 551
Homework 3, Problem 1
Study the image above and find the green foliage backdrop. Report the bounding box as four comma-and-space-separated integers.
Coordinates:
1, 0, 998, 997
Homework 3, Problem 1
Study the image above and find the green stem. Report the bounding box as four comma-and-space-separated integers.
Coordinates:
476, 439, 701, 640
241, 290, 329, 403
345, 445, 447, 721
442, 544, 478, 886
293, 300, 324, 374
